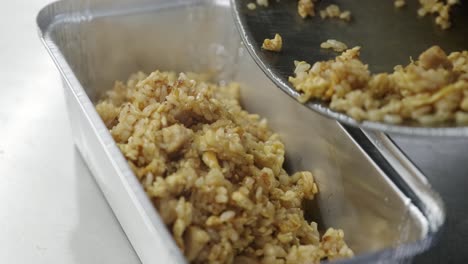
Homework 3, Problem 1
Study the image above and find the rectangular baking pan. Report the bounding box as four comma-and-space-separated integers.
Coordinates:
37, 0, 445, 263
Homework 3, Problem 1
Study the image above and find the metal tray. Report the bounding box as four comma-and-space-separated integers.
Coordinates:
37, 0, 445, 263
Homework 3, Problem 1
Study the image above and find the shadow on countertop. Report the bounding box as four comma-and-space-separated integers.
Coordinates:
69, 149, 140, 264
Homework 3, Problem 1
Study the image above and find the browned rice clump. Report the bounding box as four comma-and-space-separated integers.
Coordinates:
289, 46, 468, 125
262, 33, 283, 52
96, 71, 353, 263
417, 0, 459, 29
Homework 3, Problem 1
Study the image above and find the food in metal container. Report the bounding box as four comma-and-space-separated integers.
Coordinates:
95, 70, 353, 263
289, 46, 468, 125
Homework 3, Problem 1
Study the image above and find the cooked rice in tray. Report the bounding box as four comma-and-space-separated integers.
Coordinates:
96, 71, 353, 263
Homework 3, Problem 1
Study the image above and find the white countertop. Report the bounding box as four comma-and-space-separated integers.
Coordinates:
0, 1, 139, 263
1, 1, 467, 264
